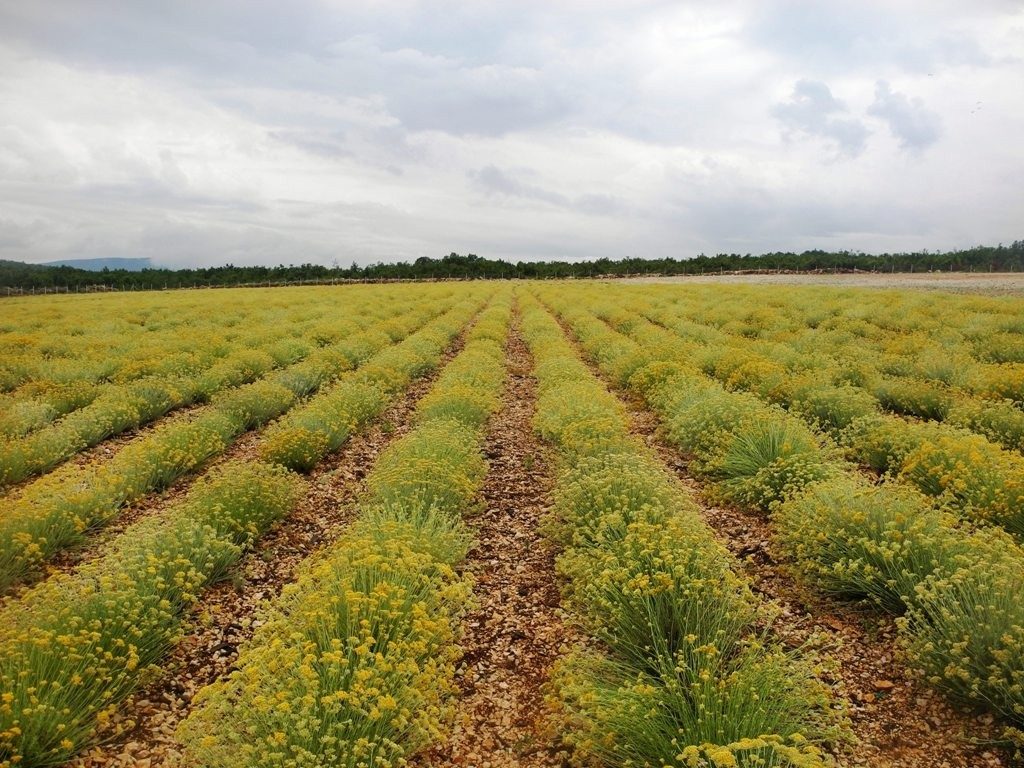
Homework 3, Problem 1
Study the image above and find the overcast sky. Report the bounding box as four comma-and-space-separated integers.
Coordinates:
0, 1, 1022, 268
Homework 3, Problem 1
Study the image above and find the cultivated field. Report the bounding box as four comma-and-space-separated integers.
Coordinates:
625, 271, 1024, 296
1, 282, 1023, 768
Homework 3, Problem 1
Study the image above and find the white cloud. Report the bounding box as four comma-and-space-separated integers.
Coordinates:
0, 1, 1021, 267
868, 80, 942, 151
771, 79, 870, 157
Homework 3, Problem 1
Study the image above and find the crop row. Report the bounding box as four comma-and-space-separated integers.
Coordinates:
638, 283, 1024, 367
616, 298, 1024, 539
0, 295, 460, 593
540, 289, 1024, 743
635, 291, 1024, 453
519, 294, 835, 767
0, 462, 303, 766
176, 297, 512, 767
0, 294, 331, 394
0, 291, 435, 480
0, 286, 446, 432
0, 293, 493, 767
0, 306, 344, 441
1, 335, 315, 487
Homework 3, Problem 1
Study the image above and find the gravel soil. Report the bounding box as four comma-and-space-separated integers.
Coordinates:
415, 309, 576, 768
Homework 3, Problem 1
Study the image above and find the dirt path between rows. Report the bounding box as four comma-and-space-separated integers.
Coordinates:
547, 307, 1009, 768
416, 308, 574, 768
65, 327, 473, 768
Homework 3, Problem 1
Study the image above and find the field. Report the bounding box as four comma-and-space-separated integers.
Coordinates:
1, 282, 1023, 768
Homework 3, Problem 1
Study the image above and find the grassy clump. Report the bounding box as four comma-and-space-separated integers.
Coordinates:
0, 461, 302, 766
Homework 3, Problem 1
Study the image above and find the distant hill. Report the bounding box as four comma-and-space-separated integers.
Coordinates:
40, 258, 153, 272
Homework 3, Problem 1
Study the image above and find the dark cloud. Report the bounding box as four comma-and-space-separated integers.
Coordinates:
868, 80, 942, 151
470, 165, 627, 217
771, 79, 870, 157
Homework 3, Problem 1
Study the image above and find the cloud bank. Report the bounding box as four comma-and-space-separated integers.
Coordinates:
0, 1, 1021, 267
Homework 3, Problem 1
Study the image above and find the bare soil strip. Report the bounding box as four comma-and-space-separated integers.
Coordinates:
544, 309, 1008, 768
416, 309, 574, 768
65, 332, 472, 768
622, 272, 1024, 296
626, 402, 1008, 768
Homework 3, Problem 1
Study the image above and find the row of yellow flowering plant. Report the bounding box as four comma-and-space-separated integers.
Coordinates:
0, 459, 304, 767
595, 293, 1024, 539
0, 290, 345, 426
0, 286, 455, 483
521, 293, 837, 768
613, 289, 1024, 458
549, 286, 1024, 747
176, 296, 511, 767
259, 297, 484, 471
0, 294, 457, 592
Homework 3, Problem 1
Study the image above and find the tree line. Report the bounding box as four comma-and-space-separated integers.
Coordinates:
2, 241, 1023, 291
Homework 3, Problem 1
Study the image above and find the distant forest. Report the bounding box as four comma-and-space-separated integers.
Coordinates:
2, 241, 1023, 291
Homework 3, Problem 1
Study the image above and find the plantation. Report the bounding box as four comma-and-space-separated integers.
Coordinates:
0, 281, 1022, 768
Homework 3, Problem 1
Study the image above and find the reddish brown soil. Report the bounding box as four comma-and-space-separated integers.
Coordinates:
416, 311, 575, 768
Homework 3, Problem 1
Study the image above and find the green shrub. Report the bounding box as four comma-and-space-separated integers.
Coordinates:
899, 432, 1024, 535
774, 477, 1019, 613
901, 560, 1024, 722
790, 384, 878, 433
949, 398, 1024, 453
554, 647, 832, 768
874, 377, 953, 421
708, 419, 837, 510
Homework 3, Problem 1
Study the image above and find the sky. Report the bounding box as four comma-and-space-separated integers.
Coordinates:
0, 1, 1022, 268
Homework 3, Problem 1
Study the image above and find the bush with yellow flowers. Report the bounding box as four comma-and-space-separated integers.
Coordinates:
901, 556, 1024, 724
0, 460, 301, 767
843, 415, 1024, 536
872, 376, 953, 421
177, 295, 510, 767
0, 297, 466, 592
949, 397, 1024, 454
521, 294, 838, 766
973, 363, 1024, 404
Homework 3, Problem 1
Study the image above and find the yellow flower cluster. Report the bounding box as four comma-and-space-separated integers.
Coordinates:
0, 289, 463, 592
260, 299, 484, 471
539, 283, 1024, 738
177, 295, 511, 767
0, 460, 302, 767
845, 415, 1024, 536
520, 294, 836, 767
